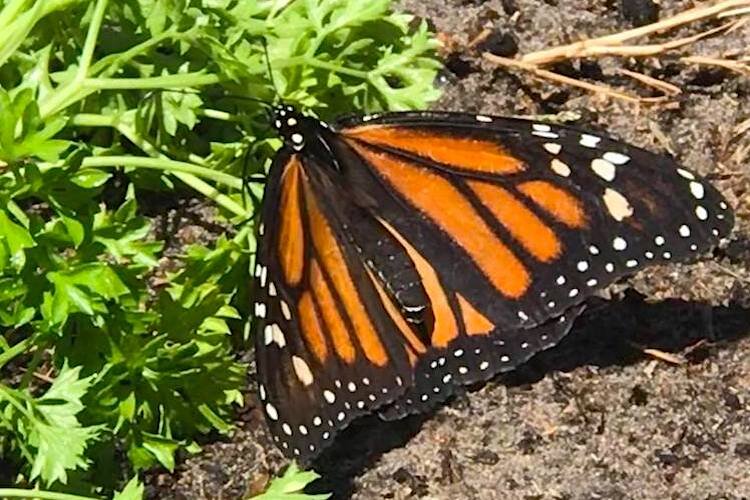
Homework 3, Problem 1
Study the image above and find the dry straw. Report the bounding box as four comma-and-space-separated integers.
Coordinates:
481, 0, 750, 104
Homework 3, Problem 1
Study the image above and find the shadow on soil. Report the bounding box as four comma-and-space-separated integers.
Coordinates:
308, 290, 750, 499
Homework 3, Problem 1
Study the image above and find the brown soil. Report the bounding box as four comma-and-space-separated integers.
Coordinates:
147, 1, 750, 498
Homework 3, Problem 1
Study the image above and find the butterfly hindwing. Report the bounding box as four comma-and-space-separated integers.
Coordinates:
254, 151, 427, 462
377, 305, 584, 421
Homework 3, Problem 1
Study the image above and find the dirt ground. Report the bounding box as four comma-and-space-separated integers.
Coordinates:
147, 1, 750, 498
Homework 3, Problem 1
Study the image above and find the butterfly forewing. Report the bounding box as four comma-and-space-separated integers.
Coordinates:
255, 107, 734, 463
338, 113, 732, 326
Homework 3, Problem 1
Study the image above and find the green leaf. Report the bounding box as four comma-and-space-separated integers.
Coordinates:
0, 0, 440, 493
71, 168, 113, 189
28, 364, 103, 485
113, 476, 145, 500
0, 88, 70, 163
161, 89, 203, 135
141, 433, 180, 471
0, 209, 34, 272
43, 263, 130, 326
253, 463, 329, 500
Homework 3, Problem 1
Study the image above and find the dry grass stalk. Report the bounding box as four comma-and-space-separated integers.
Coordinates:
615, 68, 682, 95
519, 0, 750, 66
482, 0, 750, 104
483, 53, 669, 104
628, 342, 687, 365
681, 55, 750, 76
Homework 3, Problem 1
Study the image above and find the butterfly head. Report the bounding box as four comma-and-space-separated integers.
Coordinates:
271, 104, 308, 151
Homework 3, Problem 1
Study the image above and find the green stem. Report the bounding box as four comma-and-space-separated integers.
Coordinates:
0, 489, 100, 500
0, 385, 33, 419
199, 108, 240, 122
77, 0, 108, 82
37, 0, 107, 118
84, 72, 221, 90
0, 0, 30, 31
90, 28, 188, 77
0, 0, 44, 67
172, 172, 248, 217
18, 343, 46, 389
82, 156, 244, 191
0, 337, 32, 370
71, 114, 249, 217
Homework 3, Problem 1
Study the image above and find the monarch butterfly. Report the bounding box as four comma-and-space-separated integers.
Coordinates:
253, 103, 733, 463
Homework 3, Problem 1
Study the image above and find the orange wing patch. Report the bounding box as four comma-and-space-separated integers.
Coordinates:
469, 180, 562, 263
349, 143, 531, 299
306, 187, 389, 367
518, 180, 587, 229
378, 218, 458, 348
456, 294, 494, 336
309, 260, 356, 364
298, 291, 329, 364
278, 157, 305, 286
344, 126, 525, 175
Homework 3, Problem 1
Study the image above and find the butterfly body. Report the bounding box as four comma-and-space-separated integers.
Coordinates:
255, 104, 733, 462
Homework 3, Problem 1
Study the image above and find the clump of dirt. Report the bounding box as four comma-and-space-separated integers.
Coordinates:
147, 1, 750, 498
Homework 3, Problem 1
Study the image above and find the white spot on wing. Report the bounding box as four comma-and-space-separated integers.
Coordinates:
254, 302, 266, 318
263, 324, 273, 345
280, 300, 292, 320
475, 115, 492, 122
592, 158, 616, 181
271, 324, 286, 347
580, 134, 601, 148
613, 236, 627, 251
695, 206, 708, 220
603, 188, 634, 221
265, 403, 278, 420
603, 151, 630, 164
690, 182, 705, 199
533, 131, 560, 139
292, 356, 313, 386
544, 143, 562, 155
551, 158, 571, 177
677, 168, 695, 180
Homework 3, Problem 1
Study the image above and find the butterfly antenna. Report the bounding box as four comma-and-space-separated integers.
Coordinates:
261, 37, 280, 100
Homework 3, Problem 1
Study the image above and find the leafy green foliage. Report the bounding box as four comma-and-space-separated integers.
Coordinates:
252, 463, 329, 500
0, 0, 441, 497
113, 476, 145, 500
